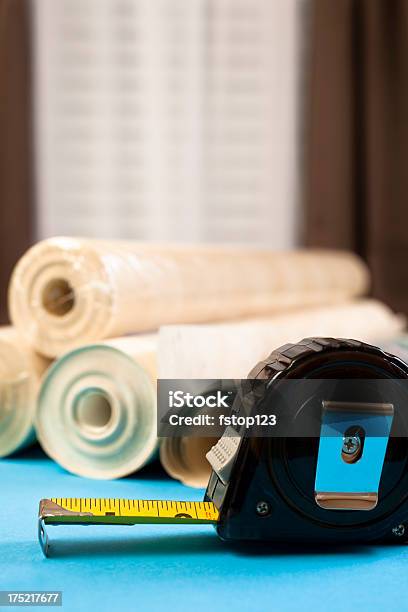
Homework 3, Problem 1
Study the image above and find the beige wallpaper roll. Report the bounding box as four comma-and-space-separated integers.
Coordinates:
9, 237, 370, 358
35, 334, 158, 479
0, 327, 50, 457
159, 299, 405, 487
158, 300, 405, 379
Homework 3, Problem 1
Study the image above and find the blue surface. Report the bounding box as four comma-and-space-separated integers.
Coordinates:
1, 447, 408, 612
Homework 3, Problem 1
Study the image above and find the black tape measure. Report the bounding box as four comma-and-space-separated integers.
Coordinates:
205, 337, 408, 544
38, 338, 408, 555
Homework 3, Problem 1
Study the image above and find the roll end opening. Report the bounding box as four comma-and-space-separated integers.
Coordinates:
42, 278, 75, 316
74, 390, 113, 432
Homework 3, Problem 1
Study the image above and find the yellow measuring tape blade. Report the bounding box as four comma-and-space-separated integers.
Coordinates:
39, 498, 219, 526
38, 498, 219, 556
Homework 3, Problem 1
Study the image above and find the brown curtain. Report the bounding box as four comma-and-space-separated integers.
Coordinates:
0, 0, 34, 323
306, 0, 408, 317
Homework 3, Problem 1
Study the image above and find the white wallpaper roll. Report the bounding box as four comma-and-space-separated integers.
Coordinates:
0, 327, 50, 457
159, 299, 405, 487
158, 300, 405, 379
35, 334, 158, 479
9, 237, 370, 358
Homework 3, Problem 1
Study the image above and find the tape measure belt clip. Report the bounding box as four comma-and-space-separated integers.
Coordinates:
315, 400, 395, 510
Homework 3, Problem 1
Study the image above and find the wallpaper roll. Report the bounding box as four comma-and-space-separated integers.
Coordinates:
0, 327, 50, 457
9, 237, 370, 358
36, 334, 158, 479
160, 437, 219, 489
159, 299, 405, 487
159, 300, 405, 379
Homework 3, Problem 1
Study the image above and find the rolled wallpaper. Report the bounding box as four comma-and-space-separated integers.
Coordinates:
0, 327, 50, 457
158, 299, 405, 379
159, 299, 405, 487
9, 237, 369, 358
35, 334, 158, 479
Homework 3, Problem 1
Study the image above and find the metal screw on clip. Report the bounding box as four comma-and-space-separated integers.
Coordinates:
342, 435, 361, 455
341, 433, 363, 464
392, 524, 405, 538
256, 501, 271, 517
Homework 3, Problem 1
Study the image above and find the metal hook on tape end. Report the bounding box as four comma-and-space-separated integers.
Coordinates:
38, 518, 49, 558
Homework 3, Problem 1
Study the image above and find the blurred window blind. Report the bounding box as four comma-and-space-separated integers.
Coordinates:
33, 0, 309, 246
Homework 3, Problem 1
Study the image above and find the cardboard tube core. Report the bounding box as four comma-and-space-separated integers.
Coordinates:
42, 278, 75, 316
74, 390, 113, 432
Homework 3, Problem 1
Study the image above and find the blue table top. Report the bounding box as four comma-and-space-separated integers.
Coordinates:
1, 447, 407, 612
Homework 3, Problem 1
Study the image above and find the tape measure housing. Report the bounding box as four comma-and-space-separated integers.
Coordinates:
205, 338, 408, 545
